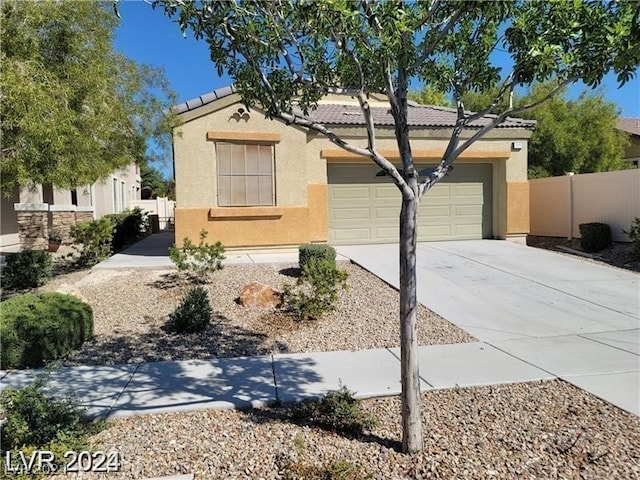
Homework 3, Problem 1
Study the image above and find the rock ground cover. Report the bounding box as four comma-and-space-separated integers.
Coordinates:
37, 262, 475, 367
50, 380, 640, 479
527, 235, 640, 273
13, 256, 640, 478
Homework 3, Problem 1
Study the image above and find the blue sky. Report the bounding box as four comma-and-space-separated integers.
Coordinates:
113, 1, 640, 173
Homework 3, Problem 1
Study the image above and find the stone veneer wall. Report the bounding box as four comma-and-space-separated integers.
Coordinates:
75, 209, 95, 224
13, 204, 95, 250
14, 204, 49, 250
49, 208, 76, 244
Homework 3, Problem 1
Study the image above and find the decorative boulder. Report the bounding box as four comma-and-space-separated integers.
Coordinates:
239, 282, 283, 308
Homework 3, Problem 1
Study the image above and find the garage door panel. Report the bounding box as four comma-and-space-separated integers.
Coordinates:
328, 163, 492, 244
374, 207, 399, 219
332, 228, 372, 243
455, 205, 483, 215
375, 226, 399, 240
454, 184, 483, 196
331, 186, 372, 200
332, 207, 371, 220
419, 205, 452, 217
418, 225, 452, 237
373, 186, 399, 200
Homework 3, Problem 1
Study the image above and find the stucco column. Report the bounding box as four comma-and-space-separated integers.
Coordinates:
14, 203, 49, 250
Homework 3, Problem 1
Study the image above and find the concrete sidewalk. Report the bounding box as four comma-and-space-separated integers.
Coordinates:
92, 232, 347, 269
0, 342, 555, 419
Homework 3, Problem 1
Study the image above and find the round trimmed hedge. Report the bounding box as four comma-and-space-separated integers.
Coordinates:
0, 292, 93, 369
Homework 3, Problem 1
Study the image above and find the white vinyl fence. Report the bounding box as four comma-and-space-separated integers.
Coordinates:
129, 197, 175, 231
529, 169, 640, 242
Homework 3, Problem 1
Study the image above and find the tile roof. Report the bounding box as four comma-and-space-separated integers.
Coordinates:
617, 118, 640, 137
175, 85, 536, 129
298, 103, 535, 129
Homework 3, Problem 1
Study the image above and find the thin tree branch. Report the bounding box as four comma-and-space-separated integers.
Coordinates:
414, 0, 442, 30
450, 78, 572, 160
417, 6, 466, 64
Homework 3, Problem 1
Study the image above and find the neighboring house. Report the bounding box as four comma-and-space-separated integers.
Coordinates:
0, 163, 141, 249
172, 86, 535, 249
616, 118, 640, 167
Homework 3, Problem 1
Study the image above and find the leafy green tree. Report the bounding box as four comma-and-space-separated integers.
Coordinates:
408, 85, 451, 107
463, 81, 630, 178
524, 87, 629, 178
0, 0, 175, 195
128, 0, 639, 453
140, 162, 168, 199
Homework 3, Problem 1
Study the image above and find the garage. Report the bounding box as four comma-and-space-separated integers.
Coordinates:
327, 162, 492, 245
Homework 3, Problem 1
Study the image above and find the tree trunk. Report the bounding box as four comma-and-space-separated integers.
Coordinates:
400, 194, 423, 454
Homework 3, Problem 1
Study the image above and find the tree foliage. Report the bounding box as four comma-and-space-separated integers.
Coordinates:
462, 81, 630, 177
408, 85, 451, 107
127, 0, 640, 453
0, 0, 176, 194
525, 88, 629, 178
140, 162, 169, 199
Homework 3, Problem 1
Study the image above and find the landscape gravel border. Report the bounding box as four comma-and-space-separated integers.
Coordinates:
38, 262, 475, 367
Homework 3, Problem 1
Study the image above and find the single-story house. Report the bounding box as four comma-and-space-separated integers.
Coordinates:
616, 118, 640, 167
172, 86, 535, 249
0, 163, 141, 250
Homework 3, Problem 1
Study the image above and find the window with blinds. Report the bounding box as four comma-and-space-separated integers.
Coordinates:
216, 142, 274, 206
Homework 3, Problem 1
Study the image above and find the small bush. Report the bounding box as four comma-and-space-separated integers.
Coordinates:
0, 292, 93, 369
1, 249, 52, 290
0, 379, 104, 474
281, 459, 361, 480
167, 286, 212, 334
284, 258, 348, 321
288, 385, 378, 436
169, 230, 225, 281
579, 222, 611, 253
70, 217, 114, 266
624, 217, 640, 259
299, 244, 337, 270
104, 207, 149, 252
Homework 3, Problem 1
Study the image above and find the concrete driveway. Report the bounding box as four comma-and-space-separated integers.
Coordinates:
337, 240, 640, 415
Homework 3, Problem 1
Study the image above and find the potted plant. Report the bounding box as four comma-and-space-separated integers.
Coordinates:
48, 229, 63, 252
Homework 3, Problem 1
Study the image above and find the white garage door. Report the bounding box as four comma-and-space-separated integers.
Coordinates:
328, 163, 492, 244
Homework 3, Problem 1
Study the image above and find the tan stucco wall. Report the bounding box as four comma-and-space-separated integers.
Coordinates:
506, 182, 530, 234
174, 184, 328, 248
174, 95, 532, 246
174, 99, 309, 209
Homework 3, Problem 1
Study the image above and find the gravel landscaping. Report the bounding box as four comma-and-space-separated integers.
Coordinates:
527, 235, 640, 273
50, 379, 640, 479
37, 262, 475, 367
9, 254, 638, 479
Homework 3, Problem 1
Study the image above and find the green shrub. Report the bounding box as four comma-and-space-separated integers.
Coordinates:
299, 243, 337, 270
168, 286, 212, 334
579, 222, 611, 253
70, 217, 114, 266
1, 249, 52, 290
0, 379, 104, 475
169, 230, 225, 281
288, 385, 378, 436
104, 207, 149, 252
284, 258, 348, 321
281, 459, 361, 480
623, 217, 640, 259
0, 293, 93, 369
